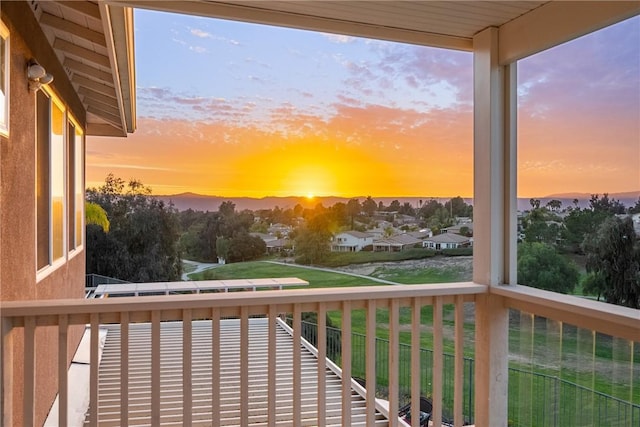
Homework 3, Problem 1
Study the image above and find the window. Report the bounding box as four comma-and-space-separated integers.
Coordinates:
36, 88, 85, 276
68, 118, 84, 252
0, 20, 9, 136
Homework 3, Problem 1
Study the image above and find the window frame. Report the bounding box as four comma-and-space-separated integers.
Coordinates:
68, 113, 85, 258
0, 19, 10, 136
36, 88, 85, 280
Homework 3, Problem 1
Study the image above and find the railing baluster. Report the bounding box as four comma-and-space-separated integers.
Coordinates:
268, 305, 277, 427
89, 313, 99, 427
183, 309, 193, 426
240, 306, 249, 427
317, 302, 327, 427
293, 304, 302, 427
211, 308, 220, 427
366, 299, 376, 426
388, 299, 399, 427
23, 316, 36, 427
433, 297, 443, 426
454, 295, 464, 426
411, 298, 421, 427
1, 316, 14, 427
151, 310, 161, 425
120, 311, 129, 427
58, 314, 68, 427
341, 300, 352, 426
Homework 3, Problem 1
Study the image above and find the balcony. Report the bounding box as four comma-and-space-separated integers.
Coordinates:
2, 281, 637, 426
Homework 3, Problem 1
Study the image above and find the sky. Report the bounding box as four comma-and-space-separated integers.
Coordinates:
86, 10, 640, 199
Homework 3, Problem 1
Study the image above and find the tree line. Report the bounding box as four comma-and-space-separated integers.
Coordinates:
518, 194, 640, 308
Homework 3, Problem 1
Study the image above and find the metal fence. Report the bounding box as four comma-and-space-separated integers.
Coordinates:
85, 273, 130, 287
297, 320, 639, 427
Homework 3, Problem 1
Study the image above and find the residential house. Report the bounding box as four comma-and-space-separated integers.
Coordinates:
331, 231, 373, 252
442, 222, 474, 236
423, 233, 471, 250
249, 232, 278, 244
372, 233, 422, 252
1, 2, 638, 427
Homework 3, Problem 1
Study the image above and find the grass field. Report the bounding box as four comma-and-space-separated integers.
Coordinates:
319, 248, 437, 267
189, 261, 382, 288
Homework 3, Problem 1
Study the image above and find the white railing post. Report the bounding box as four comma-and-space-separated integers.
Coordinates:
1, 316, 13, 427
388, 299, 399, 427
341, 300, 352, 426
89, 313, 99, 427
366, 299, 377, 426
317, 302, 327, 427
432, 298, 443, 426
58, 314, 68, 427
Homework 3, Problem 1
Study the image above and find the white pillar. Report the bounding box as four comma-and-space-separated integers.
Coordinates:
472, 26, 516, 427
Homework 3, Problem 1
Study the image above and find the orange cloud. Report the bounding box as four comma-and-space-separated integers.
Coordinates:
87, 104, 474, 198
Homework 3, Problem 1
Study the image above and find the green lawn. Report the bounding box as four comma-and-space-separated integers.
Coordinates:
319, 248, 437, 267
189, 261, 382, 288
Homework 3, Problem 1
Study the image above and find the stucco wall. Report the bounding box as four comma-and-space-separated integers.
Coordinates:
1, 3, 87, 425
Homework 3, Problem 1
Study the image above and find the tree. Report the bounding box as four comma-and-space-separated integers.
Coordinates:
218, 200, 236, 217
86, 175, 182, 282
517, 242, 579, 294
227, 232, 266, 262
629, 197, 640, 214
294, 215, 331, 264
581, 217, 640, 308
215, 236, 230, 262
362, 196, 377, 217
546, 199, 562, 212
387, 200, 401, 212
85, 202, 110, 232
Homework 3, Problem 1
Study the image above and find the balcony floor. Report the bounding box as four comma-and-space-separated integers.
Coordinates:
84, 318, 390, 426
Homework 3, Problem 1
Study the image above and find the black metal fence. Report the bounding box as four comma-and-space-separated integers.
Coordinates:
85, 273, 130, 287
297, 319, 639, 427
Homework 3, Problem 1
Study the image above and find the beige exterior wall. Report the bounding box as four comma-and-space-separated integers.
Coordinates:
1, 3, 86, 425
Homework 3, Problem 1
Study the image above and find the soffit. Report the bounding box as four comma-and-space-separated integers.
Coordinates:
109, 0, 548, 51
28, 1, 135, 137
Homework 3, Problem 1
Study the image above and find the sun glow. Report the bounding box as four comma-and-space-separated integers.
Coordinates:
306, 192, 314, 200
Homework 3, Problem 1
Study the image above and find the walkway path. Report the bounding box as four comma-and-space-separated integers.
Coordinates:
263, 261, 402, 285
181, 259, 220, 281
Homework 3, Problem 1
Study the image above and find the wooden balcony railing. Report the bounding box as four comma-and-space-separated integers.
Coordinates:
1, 282, 485, 427
2, 281, 637, 427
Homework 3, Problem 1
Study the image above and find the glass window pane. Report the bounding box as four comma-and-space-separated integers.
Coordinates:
75, 127, 84, 248
51, 101, 65, 261
36, 91, 50, 269
68, 121, 75, 250
0, 21, 7, 135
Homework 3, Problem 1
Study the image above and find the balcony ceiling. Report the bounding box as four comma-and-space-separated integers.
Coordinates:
27, 1, 639, 137
108, 0, 639, 59
29, 1, 135, 137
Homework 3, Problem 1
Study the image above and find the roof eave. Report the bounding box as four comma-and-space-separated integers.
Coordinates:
99, 3, 136, 136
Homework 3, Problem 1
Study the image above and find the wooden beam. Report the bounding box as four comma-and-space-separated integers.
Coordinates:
73, 74, 116, 97
82, 97, 121, 118
58, 1, 102, 21
64, 58, 113, 82
499, 1, 640, 64
79, 86, 117, 105
87, 106, 123, 128
53, 38, 110, 68
86, 122, 126, 137
40, 12, 106, 46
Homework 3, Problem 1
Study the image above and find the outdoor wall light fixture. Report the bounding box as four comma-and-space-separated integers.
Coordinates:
27, 59, 53, 92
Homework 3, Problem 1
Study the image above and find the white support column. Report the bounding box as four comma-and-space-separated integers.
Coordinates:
472, 26, 514, 427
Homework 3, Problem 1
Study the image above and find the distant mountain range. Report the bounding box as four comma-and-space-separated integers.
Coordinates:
156, 191, 640, 212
